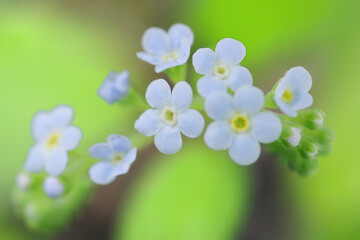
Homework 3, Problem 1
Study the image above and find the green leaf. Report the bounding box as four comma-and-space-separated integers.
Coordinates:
115, 139, 252, 240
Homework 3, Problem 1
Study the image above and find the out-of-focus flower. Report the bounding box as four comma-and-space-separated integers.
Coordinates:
16, 172, 31, 190
43, 176, 64, 198
192, 38, 252, 97
274, 66, 313, 117
204, 85, 282, 165
24, 105, 82, 176
98, 70, 130, 104
89, 135, 137, 185
135, 79, 204, 154
137, 23, 194, 73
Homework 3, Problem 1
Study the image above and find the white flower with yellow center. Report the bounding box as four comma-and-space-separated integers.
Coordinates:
135, 79, 205, 154
274, 67, 313, 117
24, 105, 82, 176
192, 38, 253, 98
204, 85, 282, 165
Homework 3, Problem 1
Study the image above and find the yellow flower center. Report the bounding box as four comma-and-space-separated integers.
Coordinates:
112, 153, 125, 164
46, 133, 60, 150
281, 89, 293, 103
214, 64, 230, 79
230, 114, 250, 132
162, 51, 179, 63
162, 107, 178, 126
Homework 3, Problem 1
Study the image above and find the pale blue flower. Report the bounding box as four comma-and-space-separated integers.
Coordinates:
24, 105, 82, 176
43, 176, 64, 198
137, 23, 194, 73
192, 38, 253, 97
98, 70, 130, 104
89, 134, 137, 185
16, 172, 31, 190
204, 85, 282, 165
274, 66, 313, 117
135, 79, 205, 154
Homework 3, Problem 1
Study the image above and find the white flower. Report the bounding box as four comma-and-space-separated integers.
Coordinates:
24, 105, 82, 176
274, 66, 313, 117
137, 23, 194, 73
135, 79, 205, 154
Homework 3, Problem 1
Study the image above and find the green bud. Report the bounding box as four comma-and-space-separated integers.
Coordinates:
298, 108, 325, 130
298, 137, 319, 159
280, 123, 302, 147
316, 126, 335, 154
264, 90, 278, 109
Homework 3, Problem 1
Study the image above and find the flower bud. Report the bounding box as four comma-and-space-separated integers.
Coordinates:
299, 109, 325, 130
16, 172, 31, 190
43, 177, 64, 198
299, 137, 319, 159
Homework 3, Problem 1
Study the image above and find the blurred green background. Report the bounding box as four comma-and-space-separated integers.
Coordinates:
1, 0, 359, 239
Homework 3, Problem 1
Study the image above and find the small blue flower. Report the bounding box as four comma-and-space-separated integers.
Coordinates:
204, 85, 282, 165
43, 176, 64, 198
89, 135, 137, 185
274, 66, 313, 117
24, 105, 82, 176
135, 79, 205, 154
137, 23, 194, 73
98, 70, 130, 104
192, 38, 253, 97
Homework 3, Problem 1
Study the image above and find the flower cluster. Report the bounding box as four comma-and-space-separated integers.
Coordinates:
16, 22, 333, 207
19, 105, 82, 197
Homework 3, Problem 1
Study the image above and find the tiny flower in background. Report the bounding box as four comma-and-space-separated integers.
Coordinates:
274, 66, 313, 117
16, 172, 31, 190
43, 176, 64, 198
98, 70, 130, 104
192, 38, 253, 97
135, 79, 205, 154
204, 85, 282, 165
24, 105, 82, 177
89, 135, 137, 185
137, 23, 194, 73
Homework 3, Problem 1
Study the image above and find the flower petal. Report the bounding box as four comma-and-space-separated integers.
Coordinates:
154, 126, 182, 154
225, 66, 253, 91
145, 79, 172, 108
113, 70, 130, 93
289, 91, 313, 110
112, 147, 137, 176
176, 37, 191, 64
155, 60, 181, 73
44, 149, 68, 176
43, 177, 64, 198
284, 66, 312, 91
32, 112, 53, 141
136, 52, 162, 65
107, 134, 132, 152
141, 27, 169, 54
178, 109, 205, 138
215, 38, 246, 66
204, 121, 234, 150
134, 109, 163, 137
251, 111, 282, 143
89, 161, 116, 185
168, 23, 194, 48
51, 105, 74, 128
97, 80, 121, 104
172, 81, 193, 111
274, 96, 298, 117
228, 134, 260, 165
89, 143, 113, 160
205, 91, 234, 120
192, 48, 217, 75
196, 75, 227, 98
24, 145, 45, 173
233, 85, 264, 114
60, 126, 82, 151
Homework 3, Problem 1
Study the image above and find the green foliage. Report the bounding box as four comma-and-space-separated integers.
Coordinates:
11, 154, 93, 234
115, 140, 252, 240
165, 64, 188, 83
